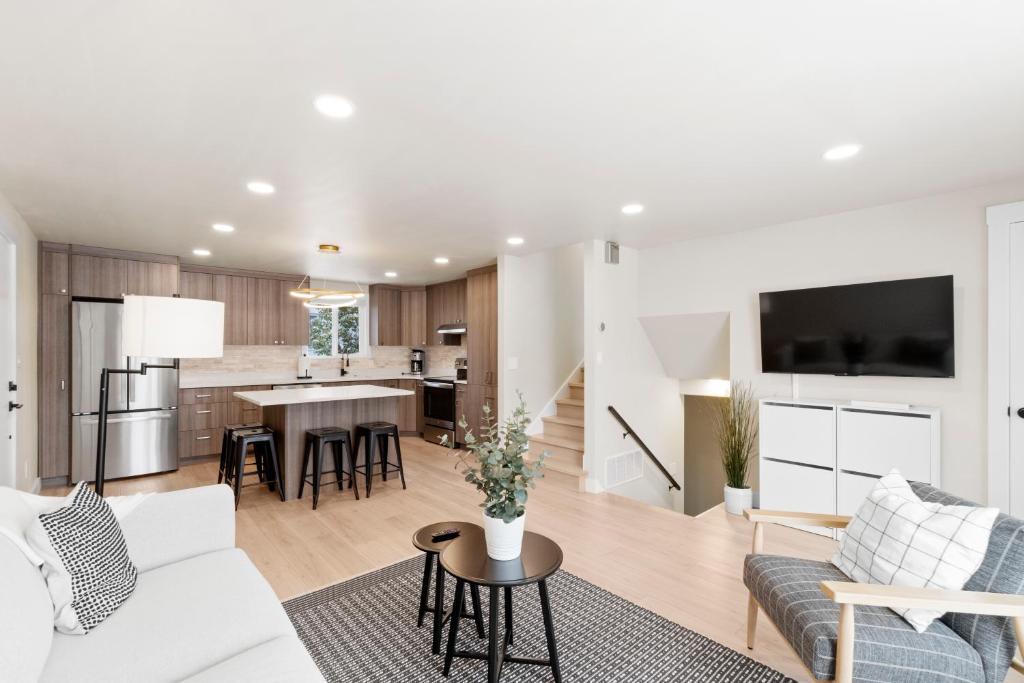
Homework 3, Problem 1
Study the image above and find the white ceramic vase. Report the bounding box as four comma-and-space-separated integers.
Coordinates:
723, 485, 753, 515
482, 510, 526, 560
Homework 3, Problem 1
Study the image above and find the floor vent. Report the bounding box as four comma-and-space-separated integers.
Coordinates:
606, 450, 643, 488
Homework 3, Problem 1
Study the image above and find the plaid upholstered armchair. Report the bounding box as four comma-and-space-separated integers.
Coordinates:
743, 482, 1024, 683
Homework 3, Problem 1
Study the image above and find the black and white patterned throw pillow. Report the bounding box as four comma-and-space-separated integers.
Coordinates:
25, 482, 138, 634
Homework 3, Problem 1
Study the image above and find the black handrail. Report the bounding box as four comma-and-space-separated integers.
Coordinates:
607, 405, 682, 492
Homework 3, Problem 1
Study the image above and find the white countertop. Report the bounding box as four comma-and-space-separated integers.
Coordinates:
234, 384, 415, 407
180, 369, 459, 389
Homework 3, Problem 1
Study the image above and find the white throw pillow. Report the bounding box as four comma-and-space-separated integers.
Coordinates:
832, 470, 998, 632
24, 482, 138, 634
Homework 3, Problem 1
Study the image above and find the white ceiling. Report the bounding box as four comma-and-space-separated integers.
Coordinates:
1, 1, 1023, 284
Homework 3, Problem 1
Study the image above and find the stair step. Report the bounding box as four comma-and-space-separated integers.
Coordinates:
556, 398, 583, 407
529, 434, 583, 452
543, 459, 586, 478
569, 381, 584, 389
542, 415, 583, 427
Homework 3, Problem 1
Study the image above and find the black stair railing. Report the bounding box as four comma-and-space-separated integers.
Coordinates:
607, 405, 682, 492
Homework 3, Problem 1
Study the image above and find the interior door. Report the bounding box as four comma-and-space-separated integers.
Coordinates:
1010, 221, 1024, 517
0, 233, 16, 488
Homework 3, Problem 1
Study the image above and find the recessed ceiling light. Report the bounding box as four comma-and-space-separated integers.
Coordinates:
318, 244, 341, 254
192, 248, 211, 257
384, 271, 398, 278
621, 203, 644, 216
507, 237, 524, 246
314, 94, 355, 119
823, 144, 862, 161
246, 180, 275, 195
212, 223, 235, 233
434, 256, 449, 265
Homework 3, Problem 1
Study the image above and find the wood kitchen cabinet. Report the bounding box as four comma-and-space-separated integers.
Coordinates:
180, 270, 249, 345
415, 381, 424, 435
39, 293, 70, 479
369, 285, 403, 346
70, 254, 127, 298
246, 277, 282, 345
399, 379, 419, 434
125, 260, 179, 296
279, 279, 309, 346
40, 249, 69, 295
466, 265, 498, 387
400, 288, 427, 347
425, 278, 467, 346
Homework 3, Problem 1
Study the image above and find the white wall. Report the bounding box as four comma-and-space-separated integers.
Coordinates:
0, 191, 38, 492
639, 177, 1024, 503
583, 241, 685, 510
498, 243, 583, 426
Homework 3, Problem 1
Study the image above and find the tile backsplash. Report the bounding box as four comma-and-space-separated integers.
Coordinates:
181, 345, 466, 375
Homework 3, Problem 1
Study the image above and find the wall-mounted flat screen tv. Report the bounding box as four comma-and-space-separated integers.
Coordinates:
759, 275, 954, 377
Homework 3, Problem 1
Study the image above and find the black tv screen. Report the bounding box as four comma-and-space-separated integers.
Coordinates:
759, 276, 954, 377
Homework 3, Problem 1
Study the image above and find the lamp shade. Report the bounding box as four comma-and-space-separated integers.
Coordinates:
122, 296, 224, 358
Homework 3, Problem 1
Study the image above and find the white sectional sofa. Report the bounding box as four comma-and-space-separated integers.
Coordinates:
0, 484, 324, 682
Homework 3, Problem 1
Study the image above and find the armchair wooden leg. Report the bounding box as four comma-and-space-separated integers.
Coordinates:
835, 602, 854, 683
746, 592, 758, 649
1012, 617, 1024, 675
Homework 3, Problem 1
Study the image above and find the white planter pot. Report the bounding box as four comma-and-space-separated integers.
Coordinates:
724, 486, 753, 516
482, 510, 526, 560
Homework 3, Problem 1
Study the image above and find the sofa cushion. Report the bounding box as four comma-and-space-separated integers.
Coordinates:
0, 534, 54, 682
181, 635, 324, 682
40, 548, 296, 683
744, 554, 985, 683
911, 482, 1024, 683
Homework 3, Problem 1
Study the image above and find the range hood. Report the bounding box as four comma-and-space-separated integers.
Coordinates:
437, 323, 467, 335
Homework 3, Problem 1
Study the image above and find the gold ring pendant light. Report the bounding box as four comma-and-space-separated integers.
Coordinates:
288, 274, 365, 309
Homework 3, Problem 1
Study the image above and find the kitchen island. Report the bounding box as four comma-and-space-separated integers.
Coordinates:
234, 384, 415, 500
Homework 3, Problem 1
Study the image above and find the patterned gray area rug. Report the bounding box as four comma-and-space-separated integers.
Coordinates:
283, 556, 795, 682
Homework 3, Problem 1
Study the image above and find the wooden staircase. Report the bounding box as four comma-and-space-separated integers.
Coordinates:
529, 368, 586, 488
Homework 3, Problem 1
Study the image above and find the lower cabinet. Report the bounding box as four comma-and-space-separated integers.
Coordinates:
177, 385, 267, 461
398, 380, 419, 434
415, 381, 424, 435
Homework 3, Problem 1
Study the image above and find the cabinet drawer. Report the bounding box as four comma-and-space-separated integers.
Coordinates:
185, 403, 227, 431
837, 409, 933, 482
227, 401, 263, 426
759, 402, 835, 469
837, 469, 880, 518
189, 428, 222, 457
759, 458, 835, 537
179, 387, 229, 405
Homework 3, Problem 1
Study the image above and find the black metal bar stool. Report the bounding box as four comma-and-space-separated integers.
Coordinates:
299, 427, 358, 510
218, 423, 263, 484
352, 421, 406, 498
224, 427, 285, 509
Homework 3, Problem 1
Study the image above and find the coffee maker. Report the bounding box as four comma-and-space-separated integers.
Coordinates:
409, 349, 425, 376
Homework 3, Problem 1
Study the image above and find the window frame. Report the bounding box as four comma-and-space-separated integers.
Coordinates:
307, 298, 369, 358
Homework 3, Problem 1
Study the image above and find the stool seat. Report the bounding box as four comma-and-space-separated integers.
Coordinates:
223, 428, 285, 510
300, 428, 357, 509
218, 423, 264, 485
353, 422, 406, 498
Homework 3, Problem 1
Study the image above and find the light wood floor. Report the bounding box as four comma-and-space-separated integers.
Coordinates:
50, 439, 844, 681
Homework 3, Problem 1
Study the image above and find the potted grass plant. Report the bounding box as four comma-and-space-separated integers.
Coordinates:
711, 381, 758, 515
442, 394, 548, 560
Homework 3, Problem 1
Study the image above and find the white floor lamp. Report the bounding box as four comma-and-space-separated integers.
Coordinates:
95, 295, 224, 495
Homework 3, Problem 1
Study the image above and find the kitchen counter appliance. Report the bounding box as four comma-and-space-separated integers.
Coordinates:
455, 357, 468, 381
409, 348, 424, 376
71, 299, 178, 483
421, 376, 456, 447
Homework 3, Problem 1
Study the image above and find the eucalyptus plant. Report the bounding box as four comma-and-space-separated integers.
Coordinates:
710, 381, 758, 490
442, 394, 548, 523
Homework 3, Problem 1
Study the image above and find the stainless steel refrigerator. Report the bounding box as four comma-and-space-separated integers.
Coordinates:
71, 300, 178, 482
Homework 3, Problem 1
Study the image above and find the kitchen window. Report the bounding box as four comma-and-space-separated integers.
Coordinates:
308, 300, 368, 357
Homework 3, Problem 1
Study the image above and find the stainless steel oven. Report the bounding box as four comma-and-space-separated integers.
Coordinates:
422, 377, 456, 447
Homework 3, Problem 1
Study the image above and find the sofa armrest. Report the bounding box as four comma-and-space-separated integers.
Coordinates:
118, 484, 235, 572
820, 580, 1024, 617
743, 509, 851, 553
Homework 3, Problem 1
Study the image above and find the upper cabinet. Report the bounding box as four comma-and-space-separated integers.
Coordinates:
40, 249, 69, 295
425, 278, 467, 345
180, 270, 250, 345
369, 284, 426, 347
279, 278, 309, 346
69, 248, 179, 298
466, 265, 497, 386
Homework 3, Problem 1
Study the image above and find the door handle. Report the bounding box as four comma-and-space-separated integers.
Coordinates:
8, 402, 23, 411
60, 379, 65, 391
196, 409, 212, 415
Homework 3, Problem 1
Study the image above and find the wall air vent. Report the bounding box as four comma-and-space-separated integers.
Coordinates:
605, 449, 643, 488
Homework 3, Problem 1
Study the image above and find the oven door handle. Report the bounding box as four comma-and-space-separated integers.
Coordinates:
423, 381, 454, 389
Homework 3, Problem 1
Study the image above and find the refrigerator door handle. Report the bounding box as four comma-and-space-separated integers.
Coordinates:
79, 414, 174, 425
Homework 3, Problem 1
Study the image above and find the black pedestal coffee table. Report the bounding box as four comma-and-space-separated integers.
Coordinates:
440, 530, 563, 683
412, 522, 486, 655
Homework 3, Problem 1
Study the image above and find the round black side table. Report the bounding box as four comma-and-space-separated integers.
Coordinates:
440, 530, 564, 683
412, 522, 486, 655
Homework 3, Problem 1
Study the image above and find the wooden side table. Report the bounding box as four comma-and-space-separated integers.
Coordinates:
412, 522, 486, 655
440, 530, 564, 683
